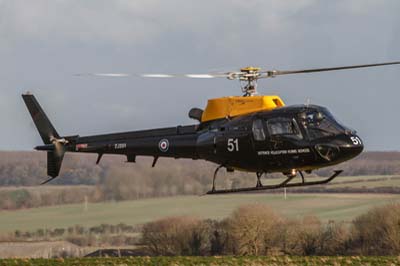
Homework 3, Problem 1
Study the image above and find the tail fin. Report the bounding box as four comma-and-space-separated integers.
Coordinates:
22, 93, 60, 144
22, 93, 65, 179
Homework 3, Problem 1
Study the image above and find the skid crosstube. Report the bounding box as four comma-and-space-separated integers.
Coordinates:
206, 170, 343, 195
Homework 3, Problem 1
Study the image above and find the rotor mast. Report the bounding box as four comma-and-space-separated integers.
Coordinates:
236, 67, 262, 96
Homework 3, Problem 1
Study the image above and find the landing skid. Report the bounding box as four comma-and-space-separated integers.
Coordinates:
206, 169, 343, 195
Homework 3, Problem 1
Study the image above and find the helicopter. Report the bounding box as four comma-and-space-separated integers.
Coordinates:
23, 61, 400, 194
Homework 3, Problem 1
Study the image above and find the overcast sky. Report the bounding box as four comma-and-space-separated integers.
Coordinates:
1, 0, 400, 151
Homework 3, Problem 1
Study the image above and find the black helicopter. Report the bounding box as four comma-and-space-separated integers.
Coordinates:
23, 61, 400, 194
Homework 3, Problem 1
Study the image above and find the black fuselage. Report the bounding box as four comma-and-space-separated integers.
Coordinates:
62, 104, 363, 174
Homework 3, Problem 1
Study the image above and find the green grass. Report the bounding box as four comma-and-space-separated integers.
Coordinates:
329, 175, 400, 188
1, 193, 400, 233
1, 256, 400, 266
259, 175, 400, 190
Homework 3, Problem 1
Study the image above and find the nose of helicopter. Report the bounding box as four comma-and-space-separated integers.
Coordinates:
339, 135, 364, 159
315, 135, 364, 162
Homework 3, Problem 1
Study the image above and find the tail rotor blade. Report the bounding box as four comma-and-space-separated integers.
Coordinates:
54, 141, 65, 158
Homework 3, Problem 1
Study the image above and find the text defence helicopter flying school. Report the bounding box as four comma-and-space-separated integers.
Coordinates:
23, 61, 400, 194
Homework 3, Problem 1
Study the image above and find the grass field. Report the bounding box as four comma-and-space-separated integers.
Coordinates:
1, 256, 400, 266
262, 174, 400, 188
328, 175, 400, 188
1, 192, 400, 233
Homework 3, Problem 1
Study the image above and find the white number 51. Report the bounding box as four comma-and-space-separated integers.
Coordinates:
350, 136, 362, 145
227, 138, 239, 152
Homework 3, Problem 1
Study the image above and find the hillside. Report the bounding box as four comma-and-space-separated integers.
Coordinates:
1, 151, 400, 187
1, 193, 399, 233
2, 150, 400, 210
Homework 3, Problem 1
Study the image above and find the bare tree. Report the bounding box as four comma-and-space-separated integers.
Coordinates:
295, 215, 323, 255
351, 203, 400, 255
319, 221, 349, 255
141, 216, 209, 256
227, 204, 282, 255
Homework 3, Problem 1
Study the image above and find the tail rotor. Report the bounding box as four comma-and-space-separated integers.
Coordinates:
22, 93, 67, 182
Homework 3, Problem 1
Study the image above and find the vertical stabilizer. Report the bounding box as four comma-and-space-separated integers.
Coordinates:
22, 93, 65, 180
22, 93, 60, 144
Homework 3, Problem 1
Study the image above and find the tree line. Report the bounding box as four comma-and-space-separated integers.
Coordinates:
2, 223, 140, 248
140, 203, 400, 256
5, 203, 400, 256
2, 151, 400, 187
1, 151, 400, 210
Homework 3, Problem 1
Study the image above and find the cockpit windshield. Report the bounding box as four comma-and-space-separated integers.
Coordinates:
299, 107, 347, 140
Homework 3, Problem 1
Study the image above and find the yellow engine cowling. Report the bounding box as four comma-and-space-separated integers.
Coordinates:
201, 95, 285, 122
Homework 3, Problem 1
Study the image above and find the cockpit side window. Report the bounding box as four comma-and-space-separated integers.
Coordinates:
266, 118, 303, 139
252, 119, 266, 141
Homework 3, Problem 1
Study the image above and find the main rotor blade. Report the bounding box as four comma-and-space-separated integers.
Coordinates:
76, 73, 226, 78
75, 73, 133, 77
142, 74, 222, 78
265, 61, 400, 77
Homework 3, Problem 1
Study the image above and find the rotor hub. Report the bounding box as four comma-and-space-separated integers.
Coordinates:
240, 66, 261, 73
237, 66, 262, 96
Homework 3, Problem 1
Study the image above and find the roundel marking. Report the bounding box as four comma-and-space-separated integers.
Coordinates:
158, 139, 169, 152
